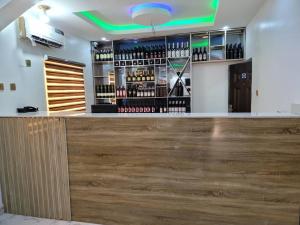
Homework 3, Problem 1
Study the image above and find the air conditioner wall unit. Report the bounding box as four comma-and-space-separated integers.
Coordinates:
19, 16, 65, 48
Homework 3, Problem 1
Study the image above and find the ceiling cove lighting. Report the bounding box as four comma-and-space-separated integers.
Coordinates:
131, 3, 172, 26
76, 0, 219, 35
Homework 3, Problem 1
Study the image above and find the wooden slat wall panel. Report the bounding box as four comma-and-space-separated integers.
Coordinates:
66, 117, 300, 225
44, 59, 86, 112
0, 118, 71, 220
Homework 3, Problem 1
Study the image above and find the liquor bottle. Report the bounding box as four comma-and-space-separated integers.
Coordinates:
167, 43, 171, 58
194, 48, 199, 61
117, 49, 121, 60
171, 43, 176, 58
145, 47, 149, 59
203, 47, 208, 61
162, 45, 166, 58
176, 42, 180, 58
150, 70, 155, 81
185, 41, 190, 57
233, 44, 238, 59
146, 71, 151, 81
228, 44, 233, 59
180, 42, 185, 57
95, 52, 100, 62
141, 47, 145, 59
238, 43, 244, 59
199, 47, 203, 61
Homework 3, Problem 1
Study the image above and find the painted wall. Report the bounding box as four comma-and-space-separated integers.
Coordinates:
0, 20, 93, 114
246, 0, 300, 112
192, 62, 239, 113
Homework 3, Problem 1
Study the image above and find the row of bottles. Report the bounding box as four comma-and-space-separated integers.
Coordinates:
168, 99, 188, 113
116, 86, 126, 97
167, 42, 190, 58
192, 47, 208, 62
95, 49, 113, 62
114, 45, 166, 61
118, 102, 156, 113
96, 84, 115, 98
226, 43, 244, 59
126, 70, 155, 82
118, 102, 168, 113
127, 85, 155, 98
156, 85, 168, 97
171, 82, 184, 97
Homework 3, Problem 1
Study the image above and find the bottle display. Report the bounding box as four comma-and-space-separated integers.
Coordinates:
168, 99, 189, 113
94, 49, 113, 62
96, 84, 115, 98
192, 47, 208, 62
117, 100, 168, 114
126, 70, 155, 83
114, 45, 166, 61
168, 41, 190, 58
126, 84, 155, 98
226, 43, 244, 59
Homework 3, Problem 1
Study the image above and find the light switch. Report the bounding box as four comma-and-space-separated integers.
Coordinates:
10, 83, 16, 91
0, 83, 4, 91
256, 90, 259, 97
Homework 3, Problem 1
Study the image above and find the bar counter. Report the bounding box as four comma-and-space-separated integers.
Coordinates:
0, 112, 300, 225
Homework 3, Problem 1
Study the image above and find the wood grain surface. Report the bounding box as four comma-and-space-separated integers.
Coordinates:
66, 118, 300, 225
0, 118, 71, 220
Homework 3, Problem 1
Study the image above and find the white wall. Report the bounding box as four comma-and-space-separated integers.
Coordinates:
246, 0, 300, 112
192, 62, 238, 113
0, 20, 93, 114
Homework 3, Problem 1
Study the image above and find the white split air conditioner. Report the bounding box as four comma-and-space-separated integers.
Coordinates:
18, 16, 65, 48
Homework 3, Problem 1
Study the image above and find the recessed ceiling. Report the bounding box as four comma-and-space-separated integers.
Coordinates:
28, 0, 266, 40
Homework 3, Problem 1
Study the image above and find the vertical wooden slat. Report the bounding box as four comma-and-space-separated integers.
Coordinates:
0, 118, 71, 220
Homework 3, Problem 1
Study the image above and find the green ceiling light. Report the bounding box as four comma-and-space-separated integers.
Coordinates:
76, 0, 219, 35
192, 40, 209, 48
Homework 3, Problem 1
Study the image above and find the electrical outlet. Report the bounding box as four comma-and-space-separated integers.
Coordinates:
25, 59, 32, 67
0, 83, 4, 91
10, 83, 16, 91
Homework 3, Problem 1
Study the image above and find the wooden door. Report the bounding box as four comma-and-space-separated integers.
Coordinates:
229, 61, 252, 112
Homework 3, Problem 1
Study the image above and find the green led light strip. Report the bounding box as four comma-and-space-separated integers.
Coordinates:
76, 0, 219, 34
192, 40, 209, 48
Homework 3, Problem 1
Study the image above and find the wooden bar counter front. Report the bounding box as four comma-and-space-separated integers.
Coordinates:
1, 114, 300, 225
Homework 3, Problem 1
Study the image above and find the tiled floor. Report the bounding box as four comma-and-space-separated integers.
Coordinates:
0, 214, 100, 225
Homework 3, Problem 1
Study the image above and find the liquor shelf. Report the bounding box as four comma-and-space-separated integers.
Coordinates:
91, 28, 245, 113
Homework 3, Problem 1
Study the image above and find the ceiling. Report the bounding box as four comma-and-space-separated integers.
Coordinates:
25, 0, 266, 41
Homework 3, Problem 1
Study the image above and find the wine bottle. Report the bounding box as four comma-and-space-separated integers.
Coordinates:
185, 41, 190, 57
171, 43, 175, 58
176, 42, 180, 58
180, 42, 185, 57
203, 47, 208, 61
167, 43, 171, 58
195, 48, 199, 61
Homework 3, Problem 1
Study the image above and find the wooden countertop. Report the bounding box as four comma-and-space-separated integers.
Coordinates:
1, 111, 300, 118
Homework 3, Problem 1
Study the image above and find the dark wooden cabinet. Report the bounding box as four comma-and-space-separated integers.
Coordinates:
229, 60, 252, 112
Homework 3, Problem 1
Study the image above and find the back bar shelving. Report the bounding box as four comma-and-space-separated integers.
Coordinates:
91, 27, 245, 113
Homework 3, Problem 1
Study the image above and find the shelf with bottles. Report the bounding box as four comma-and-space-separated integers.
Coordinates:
95, 84, 116, 99
114, 58, 166, 67
117, 98, 168, 114
191, 31, 209, 62
168, 97, 191, 113
126, 69, 155, 83
114, 37, 166, 65
91, 41, 114, 63
167, 56, 191, 99
166, 34, 190, 59
226, 28, 245, 60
